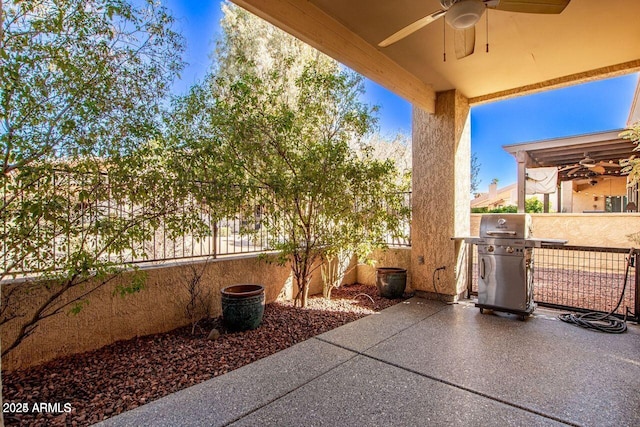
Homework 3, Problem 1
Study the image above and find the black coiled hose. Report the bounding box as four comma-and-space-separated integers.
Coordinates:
558, 248, 635, 334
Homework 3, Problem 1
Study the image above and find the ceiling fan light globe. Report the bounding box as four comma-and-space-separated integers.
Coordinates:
445, 0, 485, 29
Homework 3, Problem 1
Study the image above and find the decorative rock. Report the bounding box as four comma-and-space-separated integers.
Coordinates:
207, 328, 221, 341
1, 284, 403, 427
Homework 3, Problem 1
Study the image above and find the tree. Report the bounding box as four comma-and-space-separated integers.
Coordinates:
363, 132, 411, 173
214, 1, 320, 83
471, 197, 543, 214
471, 152, 481, 194
525, 197, 544, 213
620, 121, 640, 185
1, 0, 183, 178
1, 0, 184, 357
620, 121, 640, 244
162, 80, 250, 226
179, 4, 408, 307
214, 60, 406, 306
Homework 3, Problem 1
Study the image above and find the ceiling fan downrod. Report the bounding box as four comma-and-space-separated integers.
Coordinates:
486, 7, 489, 53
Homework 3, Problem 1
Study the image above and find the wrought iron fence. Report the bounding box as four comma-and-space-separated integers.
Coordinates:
1, 168, 412, 277
466, 243, 639, 321
381, 191, 412, 247
135, 196, 273, 263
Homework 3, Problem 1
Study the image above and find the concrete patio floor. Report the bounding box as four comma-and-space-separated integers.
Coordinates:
98, 298, 640, 427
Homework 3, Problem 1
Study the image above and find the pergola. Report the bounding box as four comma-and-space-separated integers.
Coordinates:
231, 0, 640, 298
503, 129, 638, 211
502, 81, 640, 212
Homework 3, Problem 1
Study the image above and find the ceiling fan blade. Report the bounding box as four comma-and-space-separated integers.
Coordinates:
565, 167, 581, 176
559, 164, 579, 172
488, 0, 570, 14
378, 10, 446, 47
454, 26, 475, 59
592, 165, 605, 174
597, 161, 621, 168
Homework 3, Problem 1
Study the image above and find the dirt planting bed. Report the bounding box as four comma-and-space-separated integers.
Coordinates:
471, 264, 634, 315
533, 267, 634, 315
2, 284, 408, 426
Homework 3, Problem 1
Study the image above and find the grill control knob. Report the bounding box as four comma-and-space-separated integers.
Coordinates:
506, 246, 514, 254
488, 246, 494, 252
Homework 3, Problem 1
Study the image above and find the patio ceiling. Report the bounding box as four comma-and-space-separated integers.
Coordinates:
503, 130, 637, 181
231, 0, 640, 112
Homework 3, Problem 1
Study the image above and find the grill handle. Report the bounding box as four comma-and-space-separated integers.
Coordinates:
485, 230, 517, 236
480, 258, 485, 280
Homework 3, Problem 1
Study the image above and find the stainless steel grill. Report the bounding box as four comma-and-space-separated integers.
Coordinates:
464, 213, 566, 319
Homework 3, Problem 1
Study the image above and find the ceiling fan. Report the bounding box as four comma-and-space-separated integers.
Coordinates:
559, 153, 622, 177
378, 0, 571, 59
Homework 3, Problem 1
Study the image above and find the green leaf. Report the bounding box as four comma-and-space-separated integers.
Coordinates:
68, 299, 90, 315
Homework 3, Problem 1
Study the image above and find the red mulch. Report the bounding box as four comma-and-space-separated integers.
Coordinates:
2, 284, 409, 426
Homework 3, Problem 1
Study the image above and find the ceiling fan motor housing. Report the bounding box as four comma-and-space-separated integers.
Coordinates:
444, 0, 486, 29
579, 156, 596, 167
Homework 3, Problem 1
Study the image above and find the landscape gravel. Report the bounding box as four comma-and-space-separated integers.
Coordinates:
2, 284, 408, 426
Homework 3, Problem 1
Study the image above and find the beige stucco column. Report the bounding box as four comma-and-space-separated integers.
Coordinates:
561, 180, 573, 213
411, 90, 470, 300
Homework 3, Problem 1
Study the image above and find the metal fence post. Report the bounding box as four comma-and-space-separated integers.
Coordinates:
213, 222, 218, 259
466, 243, 474, 298
635, 249, 639, 322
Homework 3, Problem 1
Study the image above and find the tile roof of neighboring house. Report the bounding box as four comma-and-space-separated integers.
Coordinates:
471, 183, 517, 209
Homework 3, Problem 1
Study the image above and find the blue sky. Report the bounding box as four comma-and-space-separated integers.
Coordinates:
164, 0, 639, 191
471, 74, 638, 189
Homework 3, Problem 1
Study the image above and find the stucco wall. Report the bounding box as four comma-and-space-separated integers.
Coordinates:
2, 255, 292, 370
356, 248, 412, 289
470, 213, 640, 247
0, 250, 369, 371
411, 91, 470, 298
7, 210, 636, 371
571, 177, 627, 213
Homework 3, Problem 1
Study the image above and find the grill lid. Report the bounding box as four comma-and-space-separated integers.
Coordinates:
479, 213, 532, 239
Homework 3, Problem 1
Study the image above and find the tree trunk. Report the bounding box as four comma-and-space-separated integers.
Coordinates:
301, 279, 310, 307
293, 273, 305, 307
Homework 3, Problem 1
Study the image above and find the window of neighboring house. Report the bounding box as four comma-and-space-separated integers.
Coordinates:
605, 196, 627, 212
627, 183, 639, 211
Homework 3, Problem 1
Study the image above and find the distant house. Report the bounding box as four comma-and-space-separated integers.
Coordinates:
500, 76, 640, 213
471, 182, 552, 211
471, 182, 516, 210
